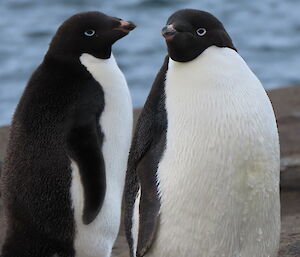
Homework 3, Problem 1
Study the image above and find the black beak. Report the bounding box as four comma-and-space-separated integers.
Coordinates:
162, 24, 177, 38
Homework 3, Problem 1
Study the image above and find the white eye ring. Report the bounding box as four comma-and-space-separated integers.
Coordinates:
196, 28, 206, 36
84, 30, 96, 37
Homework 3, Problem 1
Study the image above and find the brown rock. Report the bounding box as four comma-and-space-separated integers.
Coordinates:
267, 87, 300, 191
267, 86, 300, 158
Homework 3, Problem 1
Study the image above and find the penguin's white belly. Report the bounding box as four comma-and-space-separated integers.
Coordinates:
149, 47, 280, 257
71, 53, 133, 257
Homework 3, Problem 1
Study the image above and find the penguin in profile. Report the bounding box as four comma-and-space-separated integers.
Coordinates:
125, 9, 280, 257
1, 11, 135, 257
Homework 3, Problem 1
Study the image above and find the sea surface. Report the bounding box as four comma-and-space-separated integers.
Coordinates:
0, 0, 300, 125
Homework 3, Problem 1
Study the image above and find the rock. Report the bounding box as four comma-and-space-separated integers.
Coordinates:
267, 87, 300, 192
267, 86, 300, 158
281, 155, 300, 191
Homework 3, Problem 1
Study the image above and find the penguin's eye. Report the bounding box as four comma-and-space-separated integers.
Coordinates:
84, 30, 96, 37
196, 28, 206, 36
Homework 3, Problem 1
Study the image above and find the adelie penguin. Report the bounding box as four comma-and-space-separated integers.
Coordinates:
125, 9, 280, 257
0, 11, 135, 257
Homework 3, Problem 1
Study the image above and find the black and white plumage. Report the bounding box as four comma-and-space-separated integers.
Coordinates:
125, 9, 280, 257
0, 11, 135, 257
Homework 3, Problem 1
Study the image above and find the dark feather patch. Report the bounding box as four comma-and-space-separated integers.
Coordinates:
125, 56, 169, 257
67, 118, 106, 225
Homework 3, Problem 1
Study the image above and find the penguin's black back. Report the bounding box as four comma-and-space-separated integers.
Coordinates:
1, 56, 104, 256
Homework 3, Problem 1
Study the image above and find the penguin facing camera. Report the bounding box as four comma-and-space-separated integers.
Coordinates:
125, 9, 280, 257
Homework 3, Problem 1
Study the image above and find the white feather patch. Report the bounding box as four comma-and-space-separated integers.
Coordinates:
69, 53, 132, 257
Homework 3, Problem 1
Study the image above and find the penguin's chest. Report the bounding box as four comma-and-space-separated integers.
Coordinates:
158, 66, 250, 218
153, 48, 279, 256
71, 53, 132, 256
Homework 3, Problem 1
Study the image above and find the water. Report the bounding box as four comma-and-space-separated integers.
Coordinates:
0, 0, 300, 125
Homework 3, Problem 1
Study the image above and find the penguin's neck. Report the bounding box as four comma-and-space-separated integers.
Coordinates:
167, 46, 259, 97
168, 46, 247, 84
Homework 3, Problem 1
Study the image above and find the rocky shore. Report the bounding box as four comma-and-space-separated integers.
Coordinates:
0, 86, 299, 256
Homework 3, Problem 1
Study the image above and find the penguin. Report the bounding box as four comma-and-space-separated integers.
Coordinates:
0, 11, 135, 257
125, 9, 280, 257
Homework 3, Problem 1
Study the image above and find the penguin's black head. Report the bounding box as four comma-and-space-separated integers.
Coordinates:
162, 9, 236, 62
47, 11, 136, 60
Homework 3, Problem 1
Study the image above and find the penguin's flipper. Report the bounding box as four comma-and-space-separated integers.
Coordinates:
67, 121, 106, 225
136, 146, 163, 257
125, 56, 169, 257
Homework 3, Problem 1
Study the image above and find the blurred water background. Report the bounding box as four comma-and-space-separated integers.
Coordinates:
0, 0, 300, 125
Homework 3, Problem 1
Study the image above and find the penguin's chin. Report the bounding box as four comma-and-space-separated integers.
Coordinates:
167, 45, 202, 63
